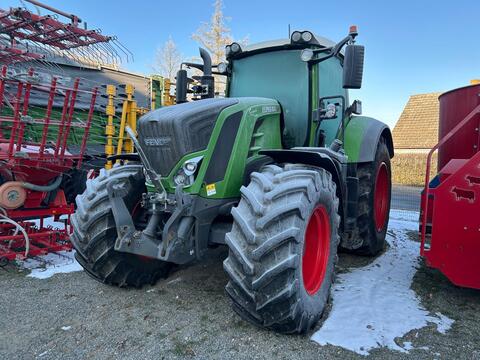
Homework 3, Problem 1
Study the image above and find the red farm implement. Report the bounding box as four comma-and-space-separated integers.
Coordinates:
0, 1, 130, 66
0, 65, 98, 262
420, 83, 480, 290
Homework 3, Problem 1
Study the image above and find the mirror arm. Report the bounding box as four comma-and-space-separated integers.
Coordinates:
310, 51, 334, 65
181, 62, 204, 71
309, 34, 355, 65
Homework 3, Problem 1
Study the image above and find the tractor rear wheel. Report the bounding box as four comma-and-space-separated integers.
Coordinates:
352, 137, 392, 255
71, 164, 172, 287
224, 164, 340, 333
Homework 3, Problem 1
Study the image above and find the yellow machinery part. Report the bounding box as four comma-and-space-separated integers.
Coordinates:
104, 78, 174, 169
104, 84, 116, 170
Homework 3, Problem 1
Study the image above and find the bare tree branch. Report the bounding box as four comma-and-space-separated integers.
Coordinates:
154, 36, 183, 81
192, 0, 233, 65
191, 0, 247, 94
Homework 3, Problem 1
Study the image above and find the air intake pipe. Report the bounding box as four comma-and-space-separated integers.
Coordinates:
175, 69, 188, 104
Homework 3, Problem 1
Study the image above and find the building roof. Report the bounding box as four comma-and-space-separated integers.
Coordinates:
393, 92, 442, 149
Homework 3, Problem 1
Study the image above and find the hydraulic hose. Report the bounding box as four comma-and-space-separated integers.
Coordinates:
21, 175, 63, 192
0, 206, 30, 257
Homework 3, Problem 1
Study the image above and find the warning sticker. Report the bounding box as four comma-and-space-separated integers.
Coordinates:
206, 183, 216, 196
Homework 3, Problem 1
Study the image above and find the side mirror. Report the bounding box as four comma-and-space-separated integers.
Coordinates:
176, 69, 188, 104
351, 99, 362, 115
343, 44, 364, 89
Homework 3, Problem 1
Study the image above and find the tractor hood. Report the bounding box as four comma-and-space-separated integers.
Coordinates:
138, 98, 239, 176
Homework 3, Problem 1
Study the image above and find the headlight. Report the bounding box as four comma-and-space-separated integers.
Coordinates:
291, 30, 315, 44
225, 45, 232, 57
291, 31, 302, 42
184, 161, 197, 174
174, 171, 187, 186
173, 156, 203, 187
217, 62, 228, 74
301, 49, 314, 62
230, 42, 241, 53
301, 31, 313, 42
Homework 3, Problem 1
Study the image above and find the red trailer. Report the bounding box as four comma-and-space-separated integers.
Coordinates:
420, 83, 480, 289
0, 65, 98, 262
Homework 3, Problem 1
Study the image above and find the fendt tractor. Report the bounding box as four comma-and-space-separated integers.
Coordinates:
71, 26, 393, 333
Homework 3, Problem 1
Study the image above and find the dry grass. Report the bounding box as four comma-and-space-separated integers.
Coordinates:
391, 152, 437, 186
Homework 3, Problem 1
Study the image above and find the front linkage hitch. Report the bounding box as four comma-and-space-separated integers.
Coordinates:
110, 127, 196, 264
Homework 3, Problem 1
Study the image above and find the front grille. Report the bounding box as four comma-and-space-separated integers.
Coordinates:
137, 98, 238, 176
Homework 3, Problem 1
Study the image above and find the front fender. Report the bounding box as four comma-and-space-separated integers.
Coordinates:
259, 148, 345, 221
344, 116, 394, 163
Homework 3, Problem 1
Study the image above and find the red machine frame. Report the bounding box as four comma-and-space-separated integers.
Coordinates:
0, 65, 98, 261
0, 5, 114, 64
420, 103, 480, 289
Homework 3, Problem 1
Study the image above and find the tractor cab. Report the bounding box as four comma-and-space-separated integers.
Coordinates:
177, 27, 365, 150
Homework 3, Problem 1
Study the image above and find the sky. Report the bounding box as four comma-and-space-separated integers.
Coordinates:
4, 0, 479, 128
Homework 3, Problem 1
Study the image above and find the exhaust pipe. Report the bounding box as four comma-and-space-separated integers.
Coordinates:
175, 47, 215, 103
199, 48, 214, 99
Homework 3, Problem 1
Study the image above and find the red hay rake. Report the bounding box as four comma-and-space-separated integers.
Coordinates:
0, 1, 131, 66
0, 65, 98, 262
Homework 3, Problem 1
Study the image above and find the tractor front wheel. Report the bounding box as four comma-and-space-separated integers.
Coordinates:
70, 164, 172, 287
224, 164, 340, 333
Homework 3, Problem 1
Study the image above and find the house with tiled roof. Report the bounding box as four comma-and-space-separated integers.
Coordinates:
393, 92, 441, 153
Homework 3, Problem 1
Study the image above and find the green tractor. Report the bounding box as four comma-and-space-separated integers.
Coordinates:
71, 26, 393, 334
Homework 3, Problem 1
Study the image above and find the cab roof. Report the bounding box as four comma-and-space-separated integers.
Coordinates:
230, 34, 337, 60
242, 35, 335, 52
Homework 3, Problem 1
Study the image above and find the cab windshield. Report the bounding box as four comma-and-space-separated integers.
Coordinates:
228, 49, 309, 147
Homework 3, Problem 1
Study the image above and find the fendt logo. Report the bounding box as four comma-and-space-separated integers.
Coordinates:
144, 137, 171, 146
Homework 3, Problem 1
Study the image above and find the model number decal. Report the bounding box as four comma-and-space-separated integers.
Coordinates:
261, 105, 278, 114
144, 137, 171, 146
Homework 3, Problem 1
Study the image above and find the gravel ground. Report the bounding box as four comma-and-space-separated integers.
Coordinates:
1, 242, 479, 360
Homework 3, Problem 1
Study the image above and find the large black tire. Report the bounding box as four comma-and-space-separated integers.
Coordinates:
61, 168, 88, 205
71, 164, 172, 287
224, 164, 340, 334
352, 137, 392, 255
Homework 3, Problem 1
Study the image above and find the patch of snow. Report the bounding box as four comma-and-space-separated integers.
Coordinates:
37, 350, 51, 358
32, 216, 69, 230
167, 277, 182, 285
61, 326, 72, 331
311, 209, 453, 356
433, 312, 454, 334
20, 250, 83, 279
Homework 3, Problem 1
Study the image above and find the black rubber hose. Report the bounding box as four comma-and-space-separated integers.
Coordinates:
21, 175, 63, 192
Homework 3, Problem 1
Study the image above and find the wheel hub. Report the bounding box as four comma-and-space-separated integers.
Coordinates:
374, 162, 389, 232
302, 205, 331, 296
0, 181, 26, 209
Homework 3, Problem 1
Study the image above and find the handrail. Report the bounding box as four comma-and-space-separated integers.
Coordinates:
420, 103, 480, 254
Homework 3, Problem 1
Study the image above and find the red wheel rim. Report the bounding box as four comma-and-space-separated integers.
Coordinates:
302, 205, 331, 296
374, 162, 389, 232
